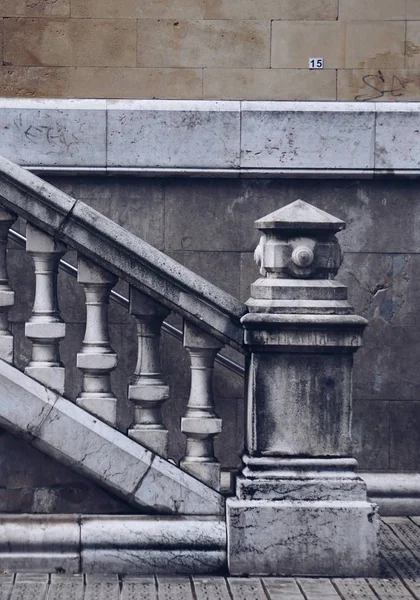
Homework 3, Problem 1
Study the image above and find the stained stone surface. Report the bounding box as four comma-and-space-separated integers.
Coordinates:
227, 498, 379, 577
0, 100, 419, 174
107, 100, 241, 169
0, 99, 106, 167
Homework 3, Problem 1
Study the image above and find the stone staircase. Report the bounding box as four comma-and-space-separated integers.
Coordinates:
0, 153, 378, 576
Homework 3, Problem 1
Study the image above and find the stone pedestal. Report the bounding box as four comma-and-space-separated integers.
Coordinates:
227, 200, 379, 576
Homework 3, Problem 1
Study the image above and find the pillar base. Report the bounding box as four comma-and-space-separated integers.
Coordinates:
227, 458, 380, 577
227, 496, 379, 577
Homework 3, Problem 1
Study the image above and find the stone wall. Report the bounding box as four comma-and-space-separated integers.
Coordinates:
1, 0, 420, 100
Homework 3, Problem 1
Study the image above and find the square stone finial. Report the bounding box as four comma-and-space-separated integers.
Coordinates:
255, 199, 345, 233
254, 199, 344, 281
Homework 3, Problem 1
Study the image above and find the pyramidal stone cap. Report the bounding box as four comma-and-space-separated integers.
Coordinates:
255, 199, 346, 233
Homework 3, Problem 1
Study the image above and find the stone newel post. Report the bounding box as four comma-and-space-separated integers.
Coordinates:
227, 200, 379, 577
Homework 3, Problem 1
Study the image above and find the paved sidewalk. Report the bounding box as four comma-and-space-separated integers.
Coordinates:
1, 517, 420, 599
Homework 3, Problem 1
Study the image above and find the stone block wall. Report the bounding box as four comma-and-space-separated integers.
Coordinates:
1, 0, 420, 100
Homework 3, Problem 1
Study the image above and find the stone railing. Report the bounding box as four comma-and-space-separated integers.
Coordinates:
0, 153, 246, 493
0, 153, 380, 576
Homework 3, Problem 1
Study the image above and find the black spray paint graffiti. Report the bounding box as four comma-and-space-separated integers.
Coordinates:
355, 71, 405, 101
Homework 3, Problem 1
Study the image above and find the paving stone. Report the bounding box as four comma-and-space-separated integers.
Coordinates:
385, 517, 420, 563
193, 577, 231, 600
379, 522, 420, 597
84, 575, 119, 600
121, 577, 157, 600
47, 575, 84, 600
333, 578, 377, 599
297, 579, 341, 599
11, 574, 49, 600
262, 578, 305, 599
156, 577, 194, 600
0, 575, 14, 600
228, 578, 267, 600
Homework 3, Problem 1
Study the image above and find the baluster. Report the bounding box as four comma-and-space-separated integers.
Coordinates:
76, 257, 118, 427
0, 209, 17, 364
128, 287, 170, 457
25, 224, 66, 393
181, 321, 223, 490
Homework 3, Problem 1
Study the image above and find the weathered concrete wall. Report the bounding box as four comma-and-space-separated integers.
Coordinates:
1, 1, 420, 100
7, 176, 419, 478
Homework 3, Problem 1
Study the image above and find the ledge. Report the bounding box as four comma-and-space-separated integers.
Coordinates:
0, 514, 226, 574
0, 99, 418, 177
361, 472, 420, 517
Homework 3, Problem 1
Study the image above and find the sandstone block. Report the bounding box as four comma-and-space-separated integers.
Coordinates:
338, 69, 420, 102
406, 23, 420, 68
136, 0, 204, 18
407, 0, 420, 18
271, 21, 346, 69
344, 21, 405, 69
0, 67, 71, 98
70, 67, 203, 99
203, 68, 336, 100
137, 20, 270, 68
272, 21, 405, 69
71, 0, 204, 19
0, 0, 69, 17
203, 0, 337, 20
4, 18, 137, 67
70, 0, 136, 18
339, 0, 406, 20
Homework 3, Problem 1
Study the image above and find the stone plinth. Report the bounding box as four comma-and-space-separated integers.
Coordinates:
227, 200, 379, 576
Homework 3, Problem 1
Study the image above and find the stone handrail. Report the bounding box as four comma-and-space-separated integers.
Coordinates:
0, 154, 246, 352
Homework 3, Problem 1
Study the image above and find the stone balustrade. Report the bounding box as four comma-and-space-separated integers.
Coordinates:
0, 200, 230, 490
